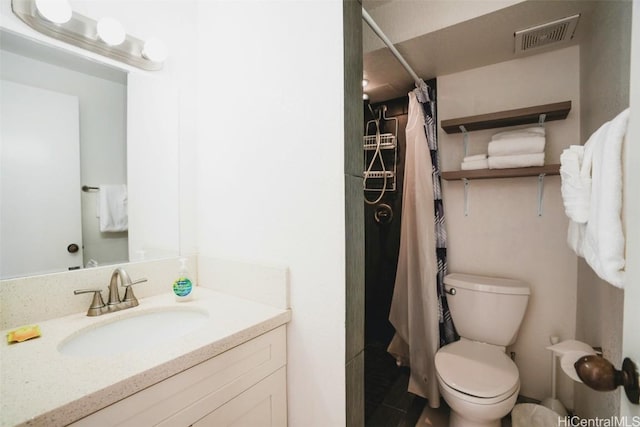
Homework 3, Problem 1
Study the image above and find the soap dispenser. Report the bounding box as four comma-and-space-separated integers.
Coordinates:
173, 257, 194, 302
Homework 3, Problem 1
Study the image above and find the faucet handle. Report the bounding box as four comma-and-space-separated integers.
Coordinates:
74, 289, 106, 316
126, 278, 148, 287
122, 278, 147, 306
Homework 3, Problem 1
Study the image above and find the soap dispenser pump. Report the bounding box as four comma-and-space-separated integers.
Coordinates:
173, 258, 194, 302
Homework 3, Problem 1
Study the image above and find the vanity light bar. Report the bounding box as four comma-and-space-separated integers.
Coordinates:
11, 0, 165, 71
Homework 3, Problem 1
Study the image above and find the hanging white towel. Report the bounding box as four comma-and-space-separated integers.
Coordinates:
488, 136, 546, 156
560, 145, 592, 224
488, 152, 545, 169
98, 184, 128, 232
579, 109, 629, 288
560, 123, 609, 258
566, 125, 600, 254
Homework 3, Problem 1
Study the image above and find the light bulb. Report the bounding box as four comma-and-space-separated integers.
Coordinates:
97, 17, 126, 46
362, 79, 369, 88
35, 0, 72, 24
141, 37, 168, 63
363, 93, 369, 101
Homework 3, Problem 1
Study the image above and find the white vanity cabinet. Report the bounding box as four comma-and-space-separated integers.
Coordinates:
70, 326, 287, 427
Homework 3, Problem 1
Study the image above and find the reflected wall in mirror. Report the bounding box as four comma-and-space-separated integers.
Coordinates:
1, 29, 128, 279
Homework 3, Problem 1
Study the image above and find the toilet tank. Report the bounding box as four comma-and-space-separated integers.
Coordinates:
444, 273, 530, 346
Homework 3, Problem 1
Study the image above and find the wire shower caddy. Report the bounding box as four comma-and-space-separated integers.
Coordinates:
363, 105, 398, 195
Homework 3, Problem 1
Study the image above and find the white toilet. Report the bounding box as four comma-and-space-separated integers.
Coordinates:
435, 273, 530, 427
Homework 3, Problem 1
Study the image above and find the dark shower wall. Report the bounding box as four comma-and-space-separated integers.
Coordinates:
364, 96, 408, 346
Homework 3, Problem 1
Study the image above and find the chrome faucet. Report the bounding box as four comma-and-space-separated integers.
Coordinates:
74, 268, 147, 316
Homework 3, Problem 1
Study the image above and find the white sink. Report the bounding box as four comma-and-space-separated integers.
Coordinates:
58, 308, 209, 358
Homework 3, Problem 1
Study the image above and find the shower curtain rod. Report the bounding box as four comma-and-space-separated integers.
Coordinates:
362, 7, 423, 87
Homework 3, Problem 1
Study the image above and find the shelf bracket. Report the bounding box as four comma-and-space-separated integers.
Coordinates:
539, 113, 547, 127
459, 125, 469, 157
537, 173, 546, 216
463, 178, 470, 217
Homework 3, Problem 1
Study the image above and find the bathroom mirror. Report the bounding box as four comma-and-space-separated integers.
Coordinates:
0, 28, 179, 279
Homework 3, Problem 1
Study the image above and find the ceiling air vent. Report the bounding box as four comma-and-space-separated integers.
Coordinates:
515, 14, 580, 54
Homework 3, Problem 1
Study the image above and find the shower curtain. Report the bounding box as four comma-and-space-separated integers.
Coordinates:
415, 82, 458, 347
387, 90, 440, 407
387, 82, 457, 409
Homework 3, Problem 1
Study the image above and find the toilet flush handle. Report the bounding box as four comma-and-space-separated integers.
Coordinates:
445, 287, 456, 296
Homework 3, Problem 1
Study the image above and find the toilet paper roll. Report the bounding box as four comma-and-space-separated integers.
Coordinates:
546, 339, 595, 356
560, 350, 597, 382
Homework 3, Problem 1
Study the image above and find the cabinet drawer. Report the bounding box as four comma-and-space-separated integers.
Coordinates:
189, 367, 286, 427
71, 326, 286, 426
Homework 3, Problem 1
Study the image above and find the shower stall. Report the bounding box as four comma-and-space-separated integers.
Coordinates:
363, 80, 438, 425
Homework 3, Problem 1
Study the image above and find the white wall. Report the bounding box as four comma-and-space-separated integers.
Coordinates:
195, 2, 346, 426
438, 46, 580, 407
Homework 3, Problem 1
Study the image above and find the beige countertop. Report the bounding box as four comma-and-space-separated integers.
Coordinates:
0, 288, 291, 427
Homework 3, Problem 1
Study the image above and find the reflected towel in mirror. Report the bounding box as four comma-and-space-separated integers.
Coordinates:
98, 184, 128, 232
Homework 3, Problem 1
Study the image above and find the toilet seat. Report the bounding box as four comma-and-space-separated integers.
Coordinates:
437, 371, 519, 405
435, 339, 520, 401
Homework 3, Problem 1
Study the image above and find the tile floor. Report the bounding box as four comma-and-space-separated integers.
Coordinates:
365, 342, 423, 426
365, 368, 427, 427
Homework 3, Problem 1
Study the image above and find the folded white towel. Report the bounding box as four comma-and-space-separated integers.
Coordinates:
463, 153, 487, 162
98, 184, 128, 232
488, 135, 546, 156
491, 126, 545, 140
488, 153, 545, 169
461, 159, 489, 170
580, 108, 629, 288
560, 145, 591, 223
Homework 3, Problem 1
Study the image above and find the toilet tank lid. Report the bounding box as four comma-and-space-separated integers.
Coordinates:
444, 273, 530, 295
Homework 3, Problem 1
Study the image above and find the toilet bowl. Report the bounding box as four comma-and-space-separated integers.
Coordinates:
435, 274, 530, 427
436, 339, 520, 427
438, 375, 519, 427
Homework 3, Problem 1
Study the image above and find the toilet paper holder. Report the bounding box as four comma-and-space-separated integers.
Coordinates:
574, 355, 639, 405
